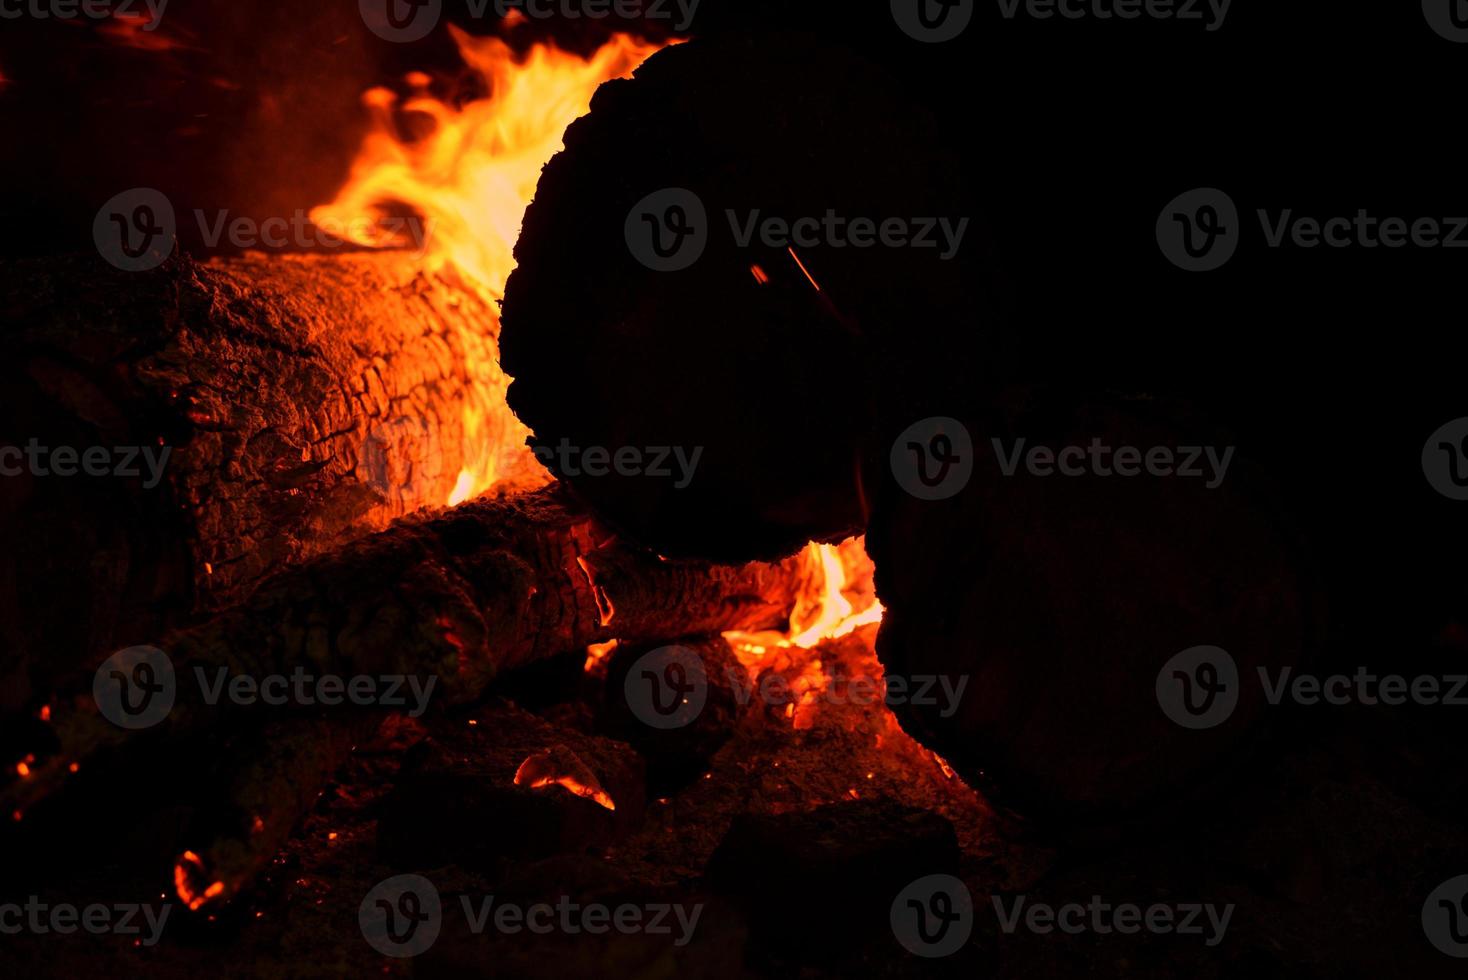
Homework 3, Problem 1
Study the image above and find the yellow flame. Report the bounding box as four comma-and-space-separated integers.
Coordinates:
311, 30, 668, 504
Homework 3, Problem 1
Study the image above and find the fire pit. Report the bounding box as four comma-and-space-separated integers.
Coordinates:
1, 4, 1466, 979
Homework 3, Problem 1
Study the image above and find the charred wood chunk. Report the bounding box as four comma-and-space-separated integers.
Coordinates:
705, 798, 961, 956
378, 702, 645, 872
868, 397, 1320, 830
502, 33, 987, 561
598, 637, 749, 790
2, 486, 818, 818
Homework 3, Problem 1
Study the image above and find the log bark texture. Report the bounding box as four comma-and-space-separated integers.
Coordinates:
4, 486, 819, 818
0, 251, 544, 705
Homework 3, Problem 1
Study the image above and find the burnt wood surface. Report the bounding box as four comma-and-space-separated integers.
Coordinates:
0, 251, 543, 707
2, 486, 820, 821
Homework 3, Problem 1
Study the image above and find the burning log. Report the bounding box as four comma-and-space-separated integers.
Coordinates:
0, 251, 545, 705
868, 397, 1320, 829
5, 487, 819, 820
501, 33, 986, 561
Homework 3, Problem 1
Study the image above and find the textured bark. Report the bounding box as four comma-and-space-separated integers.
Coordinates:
0, 251, 544, 705
4, 487, 819, 818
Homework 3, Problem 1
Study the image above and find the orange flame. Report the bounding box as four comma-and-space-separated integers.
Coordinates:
726, 537, 884, 661
723, 537, 885, 728
311, 29, 667, 504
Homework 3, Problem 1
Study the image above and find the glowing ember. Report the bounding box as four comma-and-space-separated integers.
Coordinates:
575, 556, 616, 626
311, 30, 667, 505
174, 850, 226, 911
584, 638, 619, 673
514, 748, 616, 811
